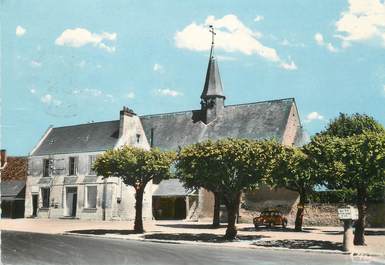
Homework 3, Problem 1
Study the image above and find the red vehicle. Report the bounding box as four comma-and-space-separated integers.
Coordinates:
253, 209, 288, 229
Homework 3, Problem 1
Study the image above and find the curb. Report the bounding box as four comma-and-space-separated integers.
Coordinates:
62, 231, 384, 258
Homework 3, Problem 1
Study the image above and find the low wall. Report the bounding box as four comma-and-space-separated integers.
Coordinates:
239, 201, 385, 228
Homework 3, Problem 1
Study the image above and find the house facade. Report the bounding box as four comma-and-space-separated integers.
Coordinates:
24, 108, 156, 220
25, 42, 306, 221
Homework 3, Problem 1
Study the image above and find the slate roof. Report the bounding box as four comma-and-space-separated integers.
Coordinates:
140, 98, 295, 151
1, 157, 27, 181
32, 120, 120, 156
153, 179, 193, 196
1, 180, 25, 198
201, 54, 224, 99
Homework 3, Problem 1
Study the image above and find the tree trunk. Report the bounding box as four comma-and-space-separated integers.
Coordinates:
224, 192, 241, 240
212, 192, 220, 228
354, 187, 367, 245
295, 193, 306, 232
134, 186, 145, 233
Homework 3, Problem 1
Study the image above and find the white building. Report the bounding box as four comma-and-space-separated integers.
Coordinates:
24, 107, 155, 220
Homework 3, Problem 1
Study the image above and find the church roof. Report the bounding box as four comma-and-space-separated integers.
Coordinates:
140, 98, 295, 151
153, 179, 193, 196
201, 55, 224, 99
31, 120, 120, 156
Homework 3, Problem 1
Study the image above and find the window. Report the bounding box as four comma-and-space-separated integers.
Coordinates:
69, 157, 77, 175
41, 188, 50, 208
85, 186, 97, 208
88, 155, 97, 175
136, 134, 141, 143
43, 159, 50, 177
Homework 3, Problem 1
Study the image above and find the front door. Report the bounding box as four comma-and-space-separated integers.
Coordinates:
66, 187, 77, 217
32, 194, 38, 217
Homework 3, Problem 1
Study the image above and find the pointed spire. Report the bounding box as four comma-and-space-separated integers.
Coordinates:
200, 26, 225, 100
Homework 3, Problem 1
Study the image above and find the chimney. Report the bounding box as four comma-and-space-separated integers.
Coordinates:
119, 106, 136, 138
1, 149, 7, 168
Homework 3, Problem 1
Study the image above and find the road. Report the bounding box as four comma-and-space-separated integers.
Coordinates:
0, 231, 382, 265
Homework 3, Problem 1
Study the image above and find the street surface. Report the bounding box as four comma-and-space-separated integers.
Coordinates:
1, 231, 382, 265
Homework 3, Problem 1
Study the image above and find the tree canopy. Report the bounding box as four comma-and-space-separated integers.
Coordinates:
269, 146, 319, 231
319, 113, 384, 137
305, 131, 385, 245
176, 138, 283, 239
94, 146, 176, 232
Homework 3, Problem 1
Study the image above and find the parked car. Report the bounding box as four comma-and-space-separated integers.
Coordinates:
253, 209, 288, 229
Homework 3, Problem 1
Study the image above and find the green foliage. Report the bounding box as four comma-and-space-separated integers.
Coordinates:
309, 187, 385, 204
305, 132, 385, 191
93, 146, 176, 189
320, 113, 384, 138
176, 138, 284, 239
270, 146, 317, 196
176, 138, 283, 194
308, 189, 356, 203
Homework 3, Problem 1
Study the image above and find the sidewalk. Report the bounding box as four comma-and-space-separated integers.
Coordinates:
1, 219, 384, 257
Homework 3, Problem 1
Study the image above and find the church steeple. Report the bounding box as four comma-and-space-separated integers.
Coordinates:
200, 25, 225, 124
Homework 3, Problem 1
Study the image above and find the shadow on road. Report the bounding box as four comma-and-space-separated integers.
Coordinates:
156, 223, 227, 229
364, 230, 385, 236
239, 226, 312, 233
252, 239, 343, 251
144, 233, 269, 242
68, 229, 142, 235
322, 229, 385, 236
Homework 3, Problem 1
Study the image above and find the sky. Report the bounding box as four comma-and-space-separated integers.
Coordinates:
1, 0, 385, 156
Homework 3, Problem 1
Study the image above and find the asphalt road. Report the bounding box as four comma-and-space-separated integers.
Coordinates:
0, 231, 382, 265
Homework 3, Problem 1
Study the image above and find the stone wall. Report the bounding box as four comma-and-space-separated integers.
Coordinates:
239, 200, 385, 228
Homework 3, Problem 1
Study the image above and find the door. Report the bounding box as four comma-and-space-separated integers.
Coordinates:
66, 187, 77, 217
32, 194, 38, 217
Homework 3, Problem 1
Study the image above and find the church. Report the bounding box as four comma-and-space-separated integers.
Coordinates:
24, 36, 306, 221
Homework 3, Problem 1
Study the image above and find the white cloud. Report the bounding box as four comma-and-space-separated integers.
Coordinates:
16, 26, 26, 37
126, 92, 135, 99
305, 112, 324, 123
216, 55, 237, 61
335, 0, 385, 47
71, 88, 114, 102
280, 39, 305, 47
175, 15, 296, 70
72, 88, 102, 96
41, 94, 52, 103
30, 88, 36, 94
314, 32, 338, 53
30, 60, 42, 68
153, 63, 164, 73
314, 33, 324, 45
55, 28, 117, 53
41, 94, 61, 106
78, 60, 86, 68
280, 60, 297, 70
156, 88, 183, 97
254, 15, 264, 22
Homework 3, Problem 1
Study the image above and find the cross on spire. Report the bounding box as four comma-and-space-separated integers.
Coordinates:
209, 25, 216, 45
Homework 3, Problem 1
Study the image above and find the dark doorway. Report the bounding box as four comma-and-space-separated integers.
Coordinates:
153, 196, 186, 220
32, 194, 38, 217
66, 187, 77, 217
72, 193, 77, 217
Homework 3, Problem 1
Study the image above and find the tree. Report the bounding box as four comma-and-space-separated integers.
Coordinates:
93, 146, 176, 233
305, 132, 385, 245
317, 113, 385, 245
320, 113, 384, 138
176, 138, 282, 240
270, 146, 318, 231
175, 144, 221, 227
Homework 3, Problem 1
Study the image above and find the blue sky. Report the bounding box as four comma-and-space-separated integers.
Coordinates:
1, 0, 385, 155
